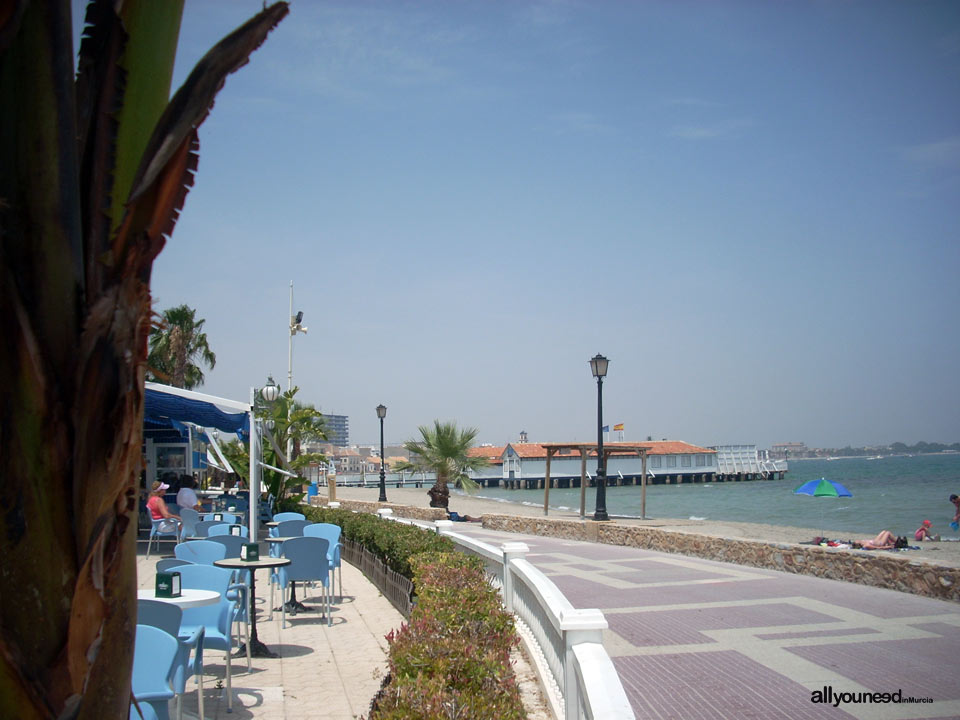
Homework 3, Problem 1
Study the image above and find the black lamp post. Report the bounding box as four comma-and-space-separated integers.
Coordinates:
376, 404, 387, 502
589, 354, 609, 521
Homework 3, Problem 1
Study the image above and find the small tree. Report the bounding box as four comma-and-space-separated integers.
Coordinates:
402, 421, 489, 509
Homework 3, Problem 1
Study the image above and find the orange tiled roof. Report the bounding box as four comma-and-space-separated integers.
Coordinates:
507, 441, 715, 458
468, 445, 505, 464
607, 441, 715, 455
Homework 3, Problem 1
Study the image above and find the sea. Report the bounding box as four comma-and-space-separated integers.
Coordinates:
461, 453, 960, 539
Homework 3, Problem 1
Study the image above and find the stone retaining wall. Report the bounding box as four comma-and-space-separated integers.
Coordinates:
308, 496, 447, 522
481, 514, 960, 603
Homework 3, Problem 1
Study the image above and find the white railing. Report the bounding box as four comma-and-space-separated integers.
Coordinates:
432, 520, 634, 720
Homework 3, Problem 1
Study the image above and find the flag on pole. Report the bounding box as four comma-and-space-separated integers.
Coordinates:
601, 425, 609, 433
613, 423, 624, 431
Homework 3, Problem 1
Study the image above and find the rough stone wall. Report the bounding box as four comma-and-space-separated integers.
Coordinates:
308, 496, 448, 521
482, 514, 960, 603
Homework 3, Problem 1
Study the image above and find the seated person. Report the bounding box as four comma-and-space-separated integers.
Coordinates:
915, 519, 939, 542
853, 530, 898, 550
176, 476, 209, 512
147, 480, 180, 531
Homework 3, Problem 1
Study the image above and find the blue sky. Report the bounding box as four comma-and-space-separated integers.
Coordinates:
76, 1, 960, 449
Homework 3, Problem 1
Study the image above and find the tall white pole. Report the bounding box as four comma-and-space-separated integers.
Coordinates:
249, 387, 259, 542
287, 281, 294, 463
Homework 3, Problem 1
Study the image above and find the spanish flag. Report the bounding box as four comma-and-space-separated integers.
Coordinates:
613, 423, 624, 431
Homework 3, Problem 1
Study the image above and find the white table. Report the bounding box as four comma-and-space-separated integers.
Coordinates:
137, 588, 220, 608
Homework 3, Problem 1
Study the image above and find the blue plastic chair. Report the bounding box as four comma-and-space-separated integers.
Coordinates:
304, 523, 343, 601
272, 511, 305, 523
138, 600, 204, 720
203, 535, 251, 639
203, 511, 238, 525
271, 536, 331, 628
147, 516, 182, 558
269, 519, 311, 559
174, 540, 227, 566
177, 564, 249, 711
132, 624, 179, 720
155, 558, 190, 574
192, 520, 227, 538
178, 508, 201, 541
129, 700, 160, 720
208, 523, 248, 538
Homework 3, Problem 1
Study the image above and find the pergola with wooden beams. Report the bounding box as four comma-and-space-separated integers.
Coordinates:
540, 442, 651, 520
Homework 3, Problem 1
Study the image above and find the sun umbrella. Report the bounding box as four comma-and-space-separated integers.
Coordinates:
793, 477, 852, 536
793, 477, 852, 498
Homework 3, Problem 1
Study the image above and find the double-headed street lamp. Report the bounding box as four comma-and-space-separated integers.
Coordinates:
590, 353, 610, 521
376, 404, 387, 502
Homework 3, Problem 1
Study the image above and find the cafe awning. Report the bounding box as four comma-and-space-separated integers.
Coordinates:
145, 382, 251, 434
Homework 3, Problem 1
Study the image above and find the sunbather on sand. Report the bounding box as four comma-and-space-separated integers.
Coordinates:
853, 530, 897, 550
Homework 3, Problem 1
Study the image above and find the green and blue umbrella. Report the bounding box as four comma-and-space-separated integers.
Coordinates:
793, 477, 852, 498
793, 478, 852, 535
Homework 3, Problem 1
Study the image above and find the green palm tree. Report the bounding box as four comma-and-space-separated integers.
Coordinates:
147, 304, 217, 388
402, 420, 489, 508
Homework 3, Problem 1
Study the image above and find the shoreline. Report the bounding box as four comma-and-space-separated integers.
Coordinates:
321, 485, 960, 569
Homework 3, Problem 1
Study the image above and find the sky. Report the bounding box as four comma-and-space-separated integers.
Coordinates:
74, 1, 960, 449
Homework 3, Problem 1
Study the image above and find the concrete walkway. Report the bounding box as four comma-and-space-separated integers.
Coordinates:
445, 522, 960, 720
136, 541, 401, 719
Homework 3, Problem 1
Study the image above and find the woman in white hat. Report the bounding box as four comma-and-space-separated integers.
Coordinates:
147, 480, 181, 531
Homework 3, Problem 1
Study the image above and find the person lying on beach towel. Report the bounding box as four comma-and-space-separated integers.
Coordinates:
448, 510, 481, 523
853, 530, 899, 550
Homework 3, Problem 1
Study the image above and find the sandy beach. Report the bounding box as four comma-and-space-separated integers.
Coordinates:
322, 485, 960, 569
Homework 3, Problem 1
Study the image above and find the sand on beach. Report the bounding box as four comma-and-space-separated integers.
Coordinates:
321, 485, 960, 568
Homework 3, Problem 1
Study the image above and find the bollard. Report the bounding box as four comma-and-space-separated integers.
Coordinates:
434, 519, 454, 535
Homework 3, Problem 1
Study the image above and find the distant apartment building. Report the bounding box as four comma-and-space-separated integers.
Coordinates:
770, 442, 809, 459
322, 413, 349, 447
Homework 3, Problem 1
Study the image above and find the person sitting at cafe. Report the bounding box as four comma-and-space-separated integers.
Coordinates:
147, 480, 180, 532
176, 475, 209, 512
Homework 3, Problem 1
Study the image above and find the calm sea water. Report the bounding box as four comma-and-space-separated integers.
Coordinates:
464, 454, 960, 539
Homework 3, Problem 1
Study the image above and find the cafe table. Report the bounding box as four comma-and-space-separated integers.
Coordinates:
137, 588, 220, 609
213, 556, 290, 658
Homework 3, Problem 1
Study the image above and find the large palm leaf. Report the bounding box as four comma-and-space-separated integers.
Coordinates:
0, 2, 287, 716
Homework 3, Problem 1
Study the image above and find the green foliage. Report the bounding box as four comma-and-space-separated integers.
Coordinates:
402, 420, 489, 492
303, 506, 453, 577
298, 507, 526, 719
371, 553, 525, 720
259, 387, 326, 501
147, 304, 216, 389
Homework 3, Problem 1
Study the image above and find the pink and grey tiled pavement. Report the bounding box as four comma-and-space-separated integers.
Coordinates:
449, 524, 960, 720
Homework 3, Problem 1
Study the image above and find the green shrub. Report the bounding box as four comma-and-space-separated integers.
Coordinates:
369, 553, 526, 720
303, 505, 454, 578
299, 507, 527, 719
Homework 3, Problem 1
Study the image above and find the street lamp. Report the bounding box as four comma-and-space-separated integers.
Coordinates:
376, 404, 387, 502
261, 375, 281, 403
589, 353, 610, 521
287, 282, 307, 463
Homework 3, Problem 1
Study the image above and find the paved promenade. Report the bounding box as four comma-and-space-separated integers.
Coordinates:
445, 522, 960, 720
136, 542, 401, 719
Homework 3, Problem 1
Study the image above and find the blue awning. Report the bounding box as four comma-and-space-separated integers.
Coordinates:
145, 387, 250, 433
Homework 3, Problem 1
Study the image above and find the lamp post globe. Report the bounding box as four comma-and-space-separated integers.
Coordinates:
261, 376, 280, 403
376, 405, 387, 502
589, 354, 609, 521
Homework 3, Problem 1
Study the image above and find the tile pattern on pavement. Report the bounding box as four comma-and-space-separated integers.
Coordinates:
448, 524, 960, 720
